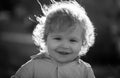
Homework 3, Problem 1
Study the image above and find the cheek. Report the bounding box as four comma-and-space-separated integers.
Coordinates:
47, 40, 60, 50
72, 43, 82, 52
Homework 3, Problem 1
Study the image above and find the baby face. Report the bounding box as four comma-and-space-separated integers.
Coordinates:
46, 24, 83, 63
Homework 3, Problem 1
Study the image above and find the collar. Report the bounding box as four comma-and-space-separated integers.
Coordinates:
31, 52, 81, 65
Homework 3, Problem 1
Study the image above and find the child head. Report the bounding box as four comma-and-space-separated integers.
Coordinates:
33, 0, 95, 62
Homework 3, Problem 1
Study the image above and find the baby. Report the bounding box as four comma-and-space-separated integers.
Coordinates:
11, 0, 95, 78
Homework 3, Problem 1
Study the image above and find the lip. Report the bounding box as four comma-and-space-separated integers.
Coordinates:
55, 50, 71, 55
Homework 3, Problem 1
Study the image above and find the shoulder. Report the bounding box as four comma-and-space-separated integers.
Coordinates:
16, 59, 36, 73
12, 59, 36, 78
78, 59, 95, 78
16, 54, 48, 73
12, 53, 49, 78
78, 59, 91, 68
30, 52, 50, 60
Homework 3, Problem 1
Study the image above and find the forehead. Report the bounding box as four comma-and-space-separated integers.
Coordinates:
50, 24, 83, 39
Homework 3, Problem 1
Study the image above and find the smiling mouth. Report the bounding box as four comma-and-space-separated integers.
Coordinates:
56, 51, 71, 55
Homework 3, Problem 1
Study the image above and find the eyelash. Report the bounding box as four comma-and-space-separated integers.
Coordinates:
70, 39, 77, 42
54, 37, 77, 42
54, 37, 61, 40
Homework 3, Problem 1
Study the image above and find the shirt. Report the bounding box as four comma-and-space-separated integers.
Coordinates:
11, 53, 95, 78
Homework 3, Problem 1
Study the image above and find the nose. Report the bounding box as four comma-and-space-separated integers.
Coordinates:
60, 40, 70, 49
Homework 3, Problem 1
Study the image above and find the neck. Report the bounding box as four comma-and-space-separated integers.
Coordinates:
46, 53, 80, 66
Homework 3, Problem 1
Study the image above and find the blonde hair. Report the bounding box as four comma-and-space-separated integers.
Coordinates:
32, 0, 95, 56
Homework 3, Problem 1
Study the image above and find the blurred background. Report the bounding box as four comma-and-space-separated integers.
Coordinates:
0, 0, 120, 78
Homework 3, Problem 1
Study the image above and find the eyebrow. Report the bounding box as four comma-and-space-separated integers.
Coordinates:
50, 34, 81, 40
50, 34, 62, 37
70, 36, 81, 41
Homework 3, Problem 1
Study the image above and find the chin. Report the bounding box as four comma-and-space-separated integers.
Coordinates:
56, 57, 74, 64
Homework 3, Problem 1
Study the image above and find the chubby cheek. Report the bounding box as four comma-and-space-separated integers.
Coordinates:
46, 40, 59, 51
72, 43, 82, 54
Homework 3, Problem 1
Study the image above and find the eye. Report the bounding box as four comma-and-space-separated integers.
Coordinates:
70, 39, 77, 43
53, 37, 62, 40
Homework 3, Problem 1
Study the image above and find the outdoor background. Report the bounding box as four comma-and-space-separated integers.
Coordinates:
0, 0, 120, 78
